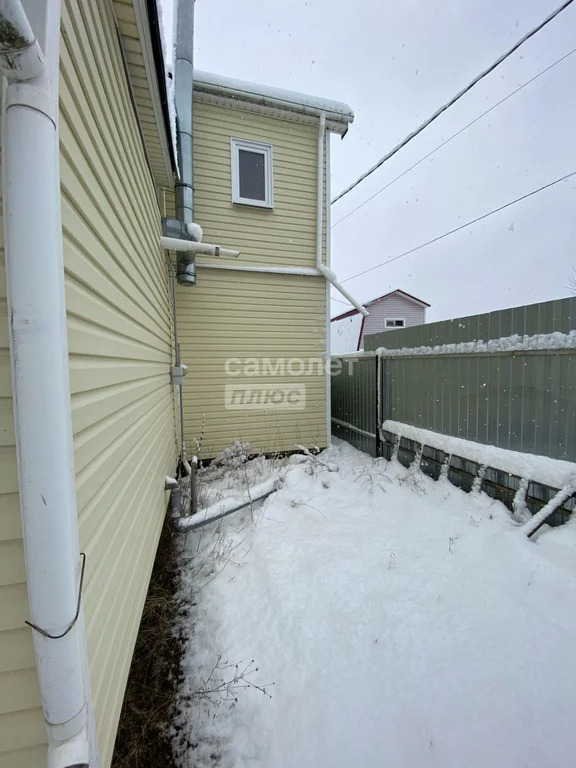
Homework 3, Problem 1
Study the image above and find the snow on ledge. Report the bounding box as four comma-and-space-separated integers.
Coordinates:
382, 420, 576, 490
193, 70, 354, 126
375, 330, 576, 358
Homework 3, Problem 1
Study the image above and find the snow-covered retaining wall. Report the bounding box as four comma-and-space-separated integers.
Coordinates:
382, 421, 576, 490
381, 421, 576, 527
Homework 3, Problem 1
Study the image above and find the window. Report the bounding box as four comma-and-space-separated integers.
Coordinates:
385, 318, 405, 328
231, 138, 274, 208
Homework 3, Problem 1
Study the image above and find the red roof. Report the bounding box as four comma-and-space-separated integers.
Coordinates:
331, 289, 430, 321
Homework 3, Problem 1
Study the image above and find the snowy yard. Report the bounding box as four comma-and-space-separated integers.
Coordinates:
172, 441, 576, 768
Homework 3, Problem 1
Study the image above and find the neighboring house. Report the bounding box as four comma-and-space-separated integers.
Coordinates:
0, 1, 178, 766
0, 2, 357, 766
171, 71, 354, 459
331, 289, 430, 352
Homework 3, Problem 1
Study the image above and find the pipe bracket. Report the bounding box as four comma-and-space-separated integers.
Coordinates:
25, 553, 86, 639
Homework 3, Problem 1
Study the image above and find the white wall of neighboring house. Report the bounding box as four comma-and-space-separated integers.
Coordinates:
331, 291, 428, 352
331, 313, 363, 354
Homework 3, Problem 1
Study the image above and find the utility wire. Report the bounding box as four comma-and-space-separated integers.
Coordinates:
337, 171, 576, 284
331, 0, 575, 205
332, 47, 576, 230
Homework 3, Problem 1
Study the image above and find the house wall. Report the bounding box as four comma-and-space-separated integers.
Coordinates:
360, 295, 426, 348
192, 99, 326, 270
330, 313, 364, 354
177, 270, 327, 458
0, 1, 177, 766
176, 99, 328, 458
113, 0, 173, 189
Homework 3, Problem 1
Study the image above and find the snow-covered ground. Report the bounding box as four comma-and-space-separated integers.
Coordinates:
172, 440, 576, 768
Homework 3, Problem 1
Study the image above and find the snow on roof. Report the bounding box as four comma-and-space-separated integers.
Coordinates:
155, 0, 178, 168
193, 70, 354, 134
365, 289, 430, 309
331, 289, 430, 321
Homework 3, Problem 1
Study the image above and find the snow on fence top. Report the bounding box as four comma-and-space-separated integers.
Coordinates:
382, 420, 576, 490
193, 70, 354, 132
331, 351, 375, 359
375, 330, 576, 358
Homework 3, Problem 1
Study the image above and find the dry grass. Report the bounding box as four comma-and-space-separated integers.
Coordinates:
111, 517, 181, 768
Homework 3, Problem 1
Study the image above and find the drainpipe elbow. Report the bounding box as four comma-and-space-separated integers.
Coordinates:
47, 725, 89, 768
0, 0, 45, 81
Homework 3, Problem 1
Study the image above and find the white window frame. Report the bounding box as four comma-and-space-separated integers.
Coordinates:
231, 138, 274, 209
385, 318, 406, 328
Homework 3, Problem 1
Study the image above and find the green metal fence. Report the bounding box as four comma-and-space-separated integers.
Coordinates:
330, 354, 379, 456
331, 297, 576, 462
379, 350, 576, 461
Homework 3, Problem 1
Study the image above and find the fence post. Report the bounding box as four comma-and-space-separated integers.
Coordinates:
375, 353, 381, 457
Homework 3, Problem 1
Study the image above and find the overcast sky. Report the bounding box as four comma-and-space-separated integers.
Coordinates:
164, 0, 575, 322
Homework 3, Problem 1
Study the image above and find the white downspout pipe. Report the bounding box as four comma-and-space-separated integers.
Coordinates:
321, 264, 368, 317
315, 112, 368, 318
324, 130, 332, 447
1, 1, 90, 765
316, 112, 326, 271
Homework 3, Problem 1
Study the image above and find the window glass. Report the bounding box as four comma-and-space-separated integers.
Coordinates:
239, 149, 266, 201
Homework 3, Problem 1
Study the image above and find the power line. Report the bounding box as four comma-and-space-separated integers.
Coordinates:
331, 0, 575, 206
331, 295, 352, 306
331, 47, 576, 230
338, 171, 576, 284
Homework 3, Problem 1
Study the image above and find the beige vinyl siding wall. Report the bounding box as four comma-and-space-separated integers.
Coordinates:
177, 270, 327, 458
192, 98, 326, 268
113, 0, 173, 189
175, 100, 328, 457
0, 1, 178, 766
62, 1, 177, 765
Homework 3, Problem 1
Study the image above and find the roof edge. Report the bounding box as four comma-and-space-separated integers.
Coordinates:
145, 0, 177, 173
331, 307, 360, 321
374, 289, 430, 308
193, 70, 354, 134
331, 289, 431, 321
